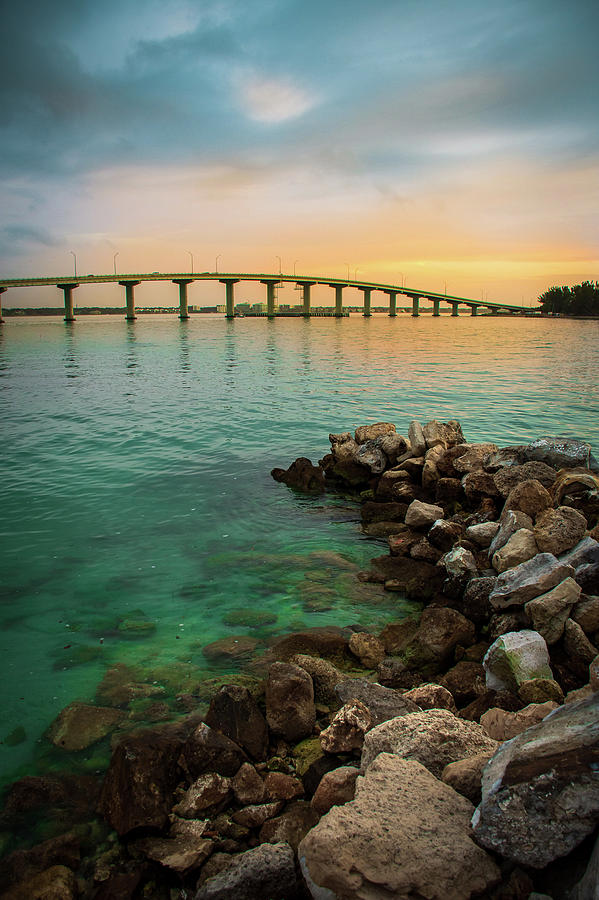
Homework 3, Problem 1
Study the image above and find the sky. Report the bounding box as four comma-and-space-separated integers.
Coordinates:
1, 0, 598, 307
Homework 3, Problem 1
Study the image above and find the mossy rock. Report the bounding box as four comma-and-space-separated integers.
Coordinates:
193, 673, 264, 704
292, 736, 324, 777
117, 618, 157, 638
53, 644, 104, 670
223, 609, 278, 629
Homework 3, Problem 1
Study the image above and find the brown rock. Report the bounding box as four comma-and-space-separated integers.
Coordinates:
423, 419, 466, 449
171, 773, 232, 818
335, 678, 420, 727
133, 817, 214, 876
503, 479, 553, 519
410, 538, 443, 563
361, 708, 498, 778
266, 662, 315, 742
440, 661, 486, 707
205, 684, 269, 761
493, 461, 557, 498
407, 607, 475, 670
320, 700, 372, 754
355, 422, 396, 444
271, 457, 325, 492
263, 772, 304, 802
524, 577, 581, 644
259, 800, 320, 850
0, 865, 78, 900
299, 755, 500, 900
290, 654, 343, 706
348, 632, 385, 668
435, 477, 464, 503
428, 519, 464, 551
387, 525, 420, 556
310, 766, 359, 815
231, 763, 266, 806
402, 682, 456, 712
375, 469, 411, 500
462, 471, 501, 502
591, 654, 599, 690
534, 506, 588, 555
441, 752, 494, 805
572, 595, 599, 635
99, 727, 185, 836
0, 831, 80, 893
453, 443, 498, 473
232, 801, 284, 828
195, 842, 299, 900
563, 618, 599, 679
458, 689, 522, 722
492, 528, 539, 574
179, 722, 248, 780
361, 500, 408, 523
380, 433, 409, 464
46, 702, 125, 751
378, 617, 420, 654
405, 499, 444, 529
480, 701, 558, 740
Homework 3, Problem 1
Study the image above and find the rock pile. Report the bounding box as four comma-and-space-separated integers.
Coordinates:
1, 420, 599, 899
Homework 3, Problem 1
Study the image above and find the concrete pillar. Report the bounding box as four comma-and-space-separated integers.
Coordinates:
119, 280, 141, 320
173, 279, 192, 320
327, 284, 345, 317
219, 279, 239, 318
451, 302, 459, 317
261, 279, 279, 318
296, 281, 315, 317
0, 287, 6, 323
386, 291, 397, 317
57, 282, 79, 322
470, 305, 478, 316
359, 287, 372, 317
433, 299, 440, 317
412, 296, 420, 317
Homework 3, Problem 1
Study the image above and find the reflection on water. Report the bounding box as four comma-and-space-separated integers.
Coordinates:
0, 312, 598, 790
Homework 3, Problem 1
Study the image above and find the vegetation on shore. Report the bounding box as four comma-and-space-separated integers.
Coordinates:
539, 280, 599, 316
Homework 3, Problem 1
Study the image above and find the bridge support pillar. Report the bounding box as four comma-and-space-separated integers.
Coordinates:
470, 305, 479, 316
386, 291, 397, 317
412, 296, 420, 317
451, 302, 459, 317
433, 299, 440, 317
219, 279, 239, 318
57, 282, 79, 322
359, 287, 372, 317
261, 279, 279, 318
173, 279, 192, 319
297, 281, 315, 317
0, 287, 6, 323
327, 284, 345, 317
119, 281, 141, 320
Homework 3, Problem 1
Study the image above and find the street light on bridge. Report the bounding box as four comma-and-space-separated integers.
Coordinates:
293, 260, 299, 276
215, 254, 221, 274
345, 263, 350, 282
276, 256, 282, 275
70, 250, 77, 277
113, 252, 119, 275
187, 250, 194, 274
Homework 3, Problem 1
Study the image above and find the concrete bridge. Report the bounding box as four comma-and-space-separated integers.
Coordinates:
0, 272, 541, 322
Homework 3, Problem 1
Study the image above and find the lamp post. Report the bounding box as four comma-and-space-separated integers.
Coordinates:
354, 268, 360, 281
293, 260, 299, 276
215, 254, 221, 274
345, 263, 350, 282
187, 250, 194, 274
113, 252, 119, 275
70, 250, 77, 277
398, 272, 405, 288
276, 255, 282, 275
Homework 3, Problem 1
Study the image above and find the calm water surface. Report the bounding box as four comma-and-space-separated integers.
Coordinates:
1, 312, 598, 788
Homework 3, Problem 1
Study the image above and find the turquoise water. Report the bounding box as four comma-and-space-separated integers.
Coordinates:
1, 312, 598, 788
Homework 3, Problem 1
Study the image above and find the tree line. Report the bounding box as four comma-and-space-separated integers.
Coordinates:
539, 281, 599, 316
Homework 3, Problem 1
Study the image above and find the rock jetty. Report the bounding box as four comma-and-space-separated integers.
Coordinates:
1, 419, 598, 899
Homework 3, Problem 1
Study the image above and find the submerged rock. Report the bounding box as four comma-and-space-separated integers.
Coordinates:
270, 457, 325, 492
47, 702, 125, 751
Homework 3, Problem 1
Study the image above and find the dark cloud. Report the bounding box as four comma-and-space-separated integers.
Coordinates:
0, 224, 63, 256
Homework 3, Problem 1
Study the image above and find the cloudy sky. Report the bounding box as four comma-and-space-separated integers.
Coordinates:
1, 0, 597, 306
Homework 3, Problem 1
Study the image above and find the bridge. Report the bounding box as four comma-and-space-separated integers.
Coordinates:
0, 272, 541, 323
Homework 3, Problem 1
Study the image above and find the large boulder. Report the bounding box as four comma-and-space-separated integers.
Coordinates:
405, 607, 475, 670
205, 685, 269, 761
360, 709, 498, 778
195, 842, 299, 900
408, 420, 426, 457
134, 817, 214, 877
299, 755, 500, 900
524, 577, 581, 644
99, 728, 185, 836
355, 439, 387, 475
46, 702, 125, 751
488, 552, 574, 609
0, 865, 78, 900
355, 423, 396, 444
348, 632, 385, 668
493, 461, 557, 498
480, 701, 558, 741
291, 655, 344, 706
453, 443, 498, 473
311, 766, 359, 815
319, 700, 372, 754
473, 694, 599, 868
534, 506, 588, 555
179, 722, 248, 779
483, 631, 553, 692
503, 479, 553, 519
489, 509, 534, 557
422, 419, 465, 449
266, 662, 315, 742
523, 436, 595, 470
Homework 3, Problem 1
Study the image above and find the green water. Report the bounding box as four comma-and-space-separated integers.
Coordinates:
1, 312, 598, 788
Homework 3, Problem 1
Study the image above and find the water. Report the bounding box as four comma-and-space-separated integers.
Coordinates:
1, 312, 598, 790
